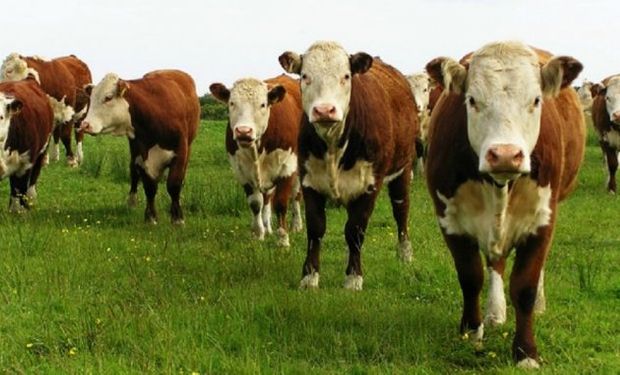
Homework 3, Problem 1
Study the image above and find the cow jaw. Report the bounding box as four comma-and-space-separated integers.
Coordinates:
465, 45, 543, 184
81, 73, 133, 138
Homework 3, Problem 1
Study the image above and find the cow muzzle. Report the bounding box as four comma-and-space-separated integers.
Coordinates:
311, 104, 339, 124
482, 144, 527, 183
611, 111, 620, 124
78, 121, 97, 135
234, 126, 255, 148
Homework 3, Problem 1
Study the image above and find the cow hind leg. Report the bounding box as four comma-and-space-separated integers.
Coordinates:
8, 174, 30, 213
343, 190, 379, 290
602, 145, 618, 193
25, 153, 47, 208
128, 159, 140, 208
484, 257, 507, 326
166, 152, 189, 225
49, 127, 61, 162
290, 176, 303, 232
262, 192, 273, 235
387, 169, 413, 263
273, 177, 294, 247
140, 169, 158, 224
75, 127, 85, 165
60, 122, 77, 167
300, 187, 326, 289
244, 184, 265, 240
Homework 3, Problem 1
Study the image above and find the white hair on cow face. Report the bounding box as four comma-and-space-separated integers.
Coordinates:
604, 76, 620, 124
0, 93, 21, 145
81, 73, 133, 137
406, 72, 431, 113
0, 53, 39, 83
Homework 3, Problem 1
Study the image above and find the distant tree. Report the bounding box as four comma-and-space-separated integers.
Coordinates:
199, 93, 228, 120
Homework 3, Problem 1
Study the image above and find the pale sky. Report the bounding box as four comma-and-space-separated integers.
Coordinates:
5, 0, 618, 94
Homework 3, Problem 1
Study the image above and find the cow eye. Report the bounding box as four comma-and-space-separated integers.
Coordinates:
261, 103, 266, 108
0, 115, 3, 120
467, 96, 476, 106
533, 96, 541, 106
229, 101, 234, 107
301, 74, 311, 84
104, 94, 114, 102
344, 74, 350, 80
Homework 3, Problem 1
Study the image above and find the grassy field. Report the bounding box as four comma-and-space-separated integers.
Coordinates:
0, 119, 618, 374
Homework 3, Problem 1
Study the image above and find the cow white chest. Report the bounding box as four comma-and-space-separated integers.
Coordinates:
437, 178, 552, 260
302, 151, 375, 204
135, 145, 176, 181
229, 147, 297, 191
0, 149, 33, 178
604, 129, 620, 149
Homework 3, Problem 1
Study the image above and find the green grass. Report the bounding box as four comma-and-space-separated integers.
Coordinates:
0, 120, 618, 374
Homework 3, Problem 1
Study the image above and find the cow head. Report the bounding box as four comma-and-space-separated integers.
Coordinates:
279, 41, 372, 143
592, 76, 620, 124
427, 41, 582, 184
406, 72, 433, 114
80, 73, 133, 138
210, 78, 286, 148
0, 53, 39, 83
0, 94, 22, 144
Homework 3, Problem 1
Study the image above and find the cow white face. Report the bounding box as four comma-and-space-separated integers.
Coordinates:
0, 94, 22, 145
209, 78, 286, 148
603, 77, 620, 124
426, 41, 582, 184
80, 73, 133, 138
407, 73, 431, 113
279, 41, 372, 142
0, 54, 28, 82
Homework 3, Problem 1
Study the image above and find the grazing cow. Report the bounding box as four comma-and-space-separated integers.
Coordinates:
0, 77, 54, 211
425, 41, 584, 368
279, 41, 418, 290
577, 79, 593, 113
209, 75, 304, 246
80, 70, 199, 224
0, 53, 92, 166
591, 75, 620, 193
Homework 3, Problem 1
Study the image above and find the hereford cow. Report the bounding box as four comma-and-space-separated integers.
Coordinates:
577, 79, 593, 113
0, 77, 54, 211
279, 41, 418, 290
209, 75, 303, 246
0, 53, 91, 166
80, 70, 199, 224
425, 41, 584, 368
591, 75, 620, 193
406, 72, 437, 170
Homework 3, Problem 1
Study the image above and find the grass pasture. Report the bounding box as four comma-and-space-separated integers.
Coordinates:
0, 120, 618, 374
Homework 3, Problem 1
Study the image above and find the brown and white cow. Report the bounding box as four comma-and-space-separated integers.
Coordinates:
0, 53, 91, 166
0, 77, 54, 211
591, 75, 620, 193
425, 41, 584, 368
406, 72, 437, 170
209, 75, 304, 246
80, 70, 199, 224
279, 41, 418, 290
577, 79, 593, 113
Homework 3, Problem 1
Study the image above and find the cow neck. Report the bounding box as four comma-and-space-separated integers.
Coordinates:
317, 120, 348, 200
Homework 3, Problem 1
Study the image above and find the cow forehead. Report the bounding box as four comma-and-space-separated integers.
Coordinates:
92, 73, 120, 100
408, 74, 429, 88
0, 54, 27, 77
606, 77, 620, 95
230, 78, 268, 104
302, 41, 350, 74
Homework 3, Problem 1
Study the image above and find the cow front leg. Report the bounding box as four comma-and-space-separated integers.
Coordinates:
290, 175, 303, 232
274, 176, 294, 247
8, 174, 30, 213
60, 121, 77, 167
244, 184, 265, 240
510, 229, 552, 369
484, 257, 507, 326
140, 169, 158, 224
387, 168, 413, 262
343, 190, 379, 290
602, 143, 618, 193
74, 126, 85, 165
49, 127, 61, 162
262, 192, 273, 235
300, 187, 326, 289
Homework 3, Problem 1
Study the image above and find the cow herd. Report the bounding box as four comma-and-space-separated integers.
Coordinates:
0, 39, 616, 369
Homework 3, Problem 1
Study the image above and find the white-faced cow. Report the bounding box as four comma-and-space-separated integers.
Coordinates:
591, 75, 620, 193
406, 72, 435, 170
577, 79, 593, 113
425, 41, 584, 368
209, 75, 303, 246
0, 53, 91, 166
0, 77, 54, 211
80, 70, 199, 224
279, 41, 419, 290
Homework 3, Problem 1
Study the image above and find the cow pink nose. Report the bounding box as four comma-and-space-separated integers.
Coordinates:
312, 104, 337, 121
79, 121, 90, 133
612, 111, 620, 123
485, 144, 524, 172
234, 126, 253, 138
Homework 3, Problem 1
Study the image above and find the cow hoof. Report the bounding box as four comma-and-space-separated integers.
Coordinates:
516, 357, 540, 370
343, 274, 363, 291
26, 186, 38, 201
397, 240, 413, 263
67, 157, 78, 168
42, 154, 49, 166
276, 228, 290, 247
145, 218, 158, 225
172, 218, 185, 226
484, 312, 506, 327
290, 217, 303, 232
9, 198, 25, 214
462, 323, 484, 351
127, 193, 138, 208
300, 272, 319, 289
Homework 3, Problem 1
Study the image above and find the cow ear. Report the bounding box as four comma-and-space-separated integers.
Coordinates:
267, 84, 286, 105
116, 80, 129, 97
209, 83, 230, 103
541, 56, 583, 98
83, 83, 94, 97
7, 98, 22, 115
350, 52, 373, 75
590, 83, 605, 97
279, 52, 302, 75
426, 57, 467, 94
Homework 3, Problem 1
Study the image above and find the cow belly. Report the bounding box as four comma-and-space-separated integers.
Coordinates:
302, 154, 375, 204
437, 178, 552, 260
135, 145, 176, 181
229, 147, 297, 191
604, 129, 620, 149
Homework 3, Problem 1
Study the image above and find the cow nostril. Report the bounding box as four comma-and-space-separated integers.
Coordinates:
328, 106, 336, 114
486, 148, 499, 164
513, 150, 524, 164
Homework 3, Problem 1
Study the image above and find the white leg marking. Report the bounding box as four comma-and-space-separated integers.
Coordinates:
516, 357, 540, 369
67, 155, 78, 168
49, 143, 60, 162
343, 274, 363, 291
262, 201, 273, 235
534, 268, 546, 315
484, 268, 507, 326
397, 238, 413, 263
26, 185, 37, 201
9, 196, 23, 213
290, 200, 303, 232
300, 272, 320, 289
276, 227, 290, 247
463, 323, 485, 351
248, 192, 265, 240
127, 192, 138, 208
76, 141, 84, 164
